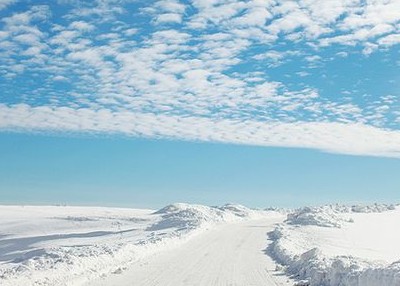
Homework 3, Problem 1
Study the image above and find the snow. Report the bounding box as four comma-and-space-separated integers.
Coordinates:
86, 217, 294, 286
285, 203, 396, 228
286, 205, 350, 228
1, 203, 400, 286
0, 205, 158, 285
269, 204, 400, 286
0, 203, 278, 286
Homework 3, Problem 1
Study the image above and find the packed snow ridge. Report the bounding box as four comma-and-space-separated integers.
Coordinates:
269, 203, 400, 286
0, 203, 269, 286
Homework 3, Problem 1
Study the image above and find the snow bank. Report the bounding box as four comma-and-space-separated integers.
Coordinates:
0, 203, 269, 286
286, 203, 397, 228
148, 203, 269, 238
265, 206, 293, 214
350, 203, 396, 213
286, 206, 348, 228
150, 203, 231, 231
269, 204, 400, 286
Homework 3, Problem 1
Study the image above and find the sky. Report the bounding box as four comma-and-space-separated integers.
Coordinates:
1, 132, 400, 208
0, 0, 399, 208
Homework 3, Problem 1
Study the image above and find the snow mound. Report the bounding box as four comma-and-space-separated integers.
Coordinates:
350, 203, 396, 213
217, 203, 266, 218
270, 238, 400, 286
149, 203, 228, 231
265, 206, 293, 214
286, 206, 349, 228
269, 204, 400, 286
286, 203, 396, 228
149, 203, 266, 232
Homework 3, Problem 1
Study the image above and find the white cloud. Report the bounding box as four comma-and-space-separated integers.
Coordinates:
336, 51, 348, 57
155, 13, 182, 24
377, 33, 400, 47
0, 1, 399, 158
0, 0, 17, 11
123, 28, 138, 36
53, 75, 68, 81
2, 5, 50, 26
253, 50, 302, 67
69, 21, 95, 32
13, 33, 40, 45
1, 104, 400, 158
65, 0, 125, 21
296, 71, 310, 77
155, 0, 186, 14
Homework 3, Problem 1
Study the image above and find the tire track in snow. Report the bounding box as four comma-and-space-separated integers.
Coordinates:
86, 217, 294, 286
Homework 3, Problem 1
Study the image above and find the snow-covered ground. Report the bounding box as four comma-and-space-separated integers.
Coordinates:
0, 203, 285, 286
1, 203, 400, 286
269, 204, 400, 286
86, 217, 293, 286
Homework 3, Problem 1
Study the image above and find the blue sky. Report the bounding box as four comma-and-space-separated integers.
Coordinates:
0, 0, 399, 207
1, 133, 400, 208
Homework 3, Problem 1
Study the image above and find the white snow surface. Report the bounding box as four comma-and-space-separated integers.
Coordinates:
0, 203, 279, 286
286, 203, 397, 228
270, 204, 400, 286
2, 203, 400, 286
87, 217, 293, 286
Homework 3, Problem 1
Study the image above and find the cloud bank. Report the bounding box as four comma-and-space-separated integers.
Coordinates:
0, 0, 399, 157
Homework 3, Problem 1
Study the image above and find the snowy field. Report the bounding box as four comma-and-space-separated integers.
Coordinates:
0, 203, 399, 286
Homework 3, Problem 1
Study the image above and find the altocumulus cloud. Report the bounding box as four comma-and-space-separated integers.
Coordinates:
0, 0, 399, 157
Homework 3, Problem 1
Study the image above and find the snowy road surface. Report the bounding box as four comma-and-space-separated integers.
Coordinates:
87, 217, 293, 286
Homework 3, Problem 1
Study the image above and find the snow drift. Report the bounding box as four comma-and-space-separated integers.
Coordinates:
150, 203, 266, 231
269, 204, 400, 286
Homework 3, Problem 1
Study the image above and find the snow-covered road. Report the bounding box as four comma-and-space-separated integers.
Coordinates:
2, 204, 399, 286
87, 217, 293, 286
